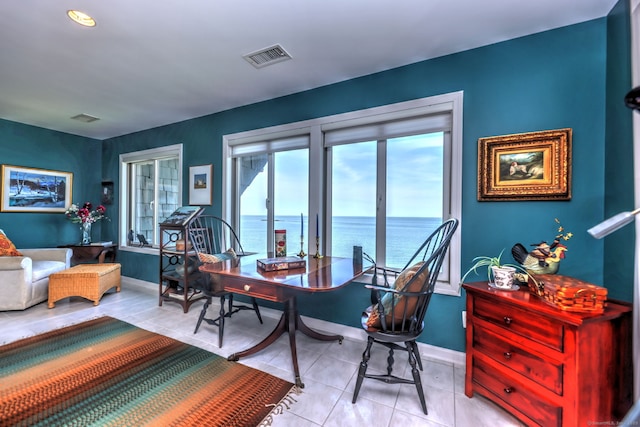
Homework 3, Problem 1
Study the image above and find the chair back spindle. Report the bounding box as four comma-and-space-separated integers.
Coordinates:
370, 218, 458, 336
189, 215, 246, 259
186, 215, 262, 348
353, 218, 459, 415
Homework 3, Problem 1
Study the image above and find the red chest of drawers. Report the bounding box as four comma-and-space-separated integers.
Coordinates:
463, 282, 632, 427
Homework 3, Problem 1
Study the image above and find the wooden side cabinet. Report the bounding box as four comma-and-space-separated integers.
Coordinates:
463, 282, 632, 427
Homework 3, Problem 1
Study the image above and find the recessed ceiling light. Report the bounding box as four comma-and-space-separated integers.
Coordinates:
67, 10, 96, 27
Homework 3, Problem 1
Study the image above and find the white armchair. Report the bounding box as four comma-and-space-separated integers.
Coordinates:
0, 247, 71, 310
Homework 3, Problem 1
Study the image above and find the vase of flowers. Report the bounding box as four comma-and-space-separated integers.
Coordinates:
65, 202, 108, 245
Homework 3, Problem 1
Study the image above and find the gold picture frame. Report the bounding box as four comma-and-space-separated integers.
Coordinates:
477, 128, 572, 201
1, 165, 73, 212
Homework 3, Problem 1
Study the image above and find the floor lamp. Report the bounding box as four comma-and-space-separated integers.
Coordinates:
588, 208, 640, 238
590, 86, 640, 426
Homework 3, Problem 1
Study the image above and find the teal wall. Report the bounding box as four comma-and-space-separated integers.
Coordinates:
1, 8, 633, 353
604, 0, 635, 293
0, 120, 102, 247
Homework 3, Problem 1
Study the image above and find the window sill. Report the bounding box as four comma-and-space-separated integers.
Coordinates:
118, 245, 159, 256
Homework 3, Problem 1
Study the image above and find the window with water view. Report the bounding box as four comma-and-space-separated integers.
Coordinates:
225, 93, 462, 294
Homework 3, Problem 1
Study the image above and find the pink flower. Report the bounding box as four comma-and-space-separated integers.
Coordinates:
64, 202, 108, 224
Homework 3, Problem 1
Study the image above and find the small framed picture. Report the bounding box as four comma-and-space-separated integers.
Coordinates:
101, 181, 114, 205
189, 164, 212, 205
477, 128, 572, 201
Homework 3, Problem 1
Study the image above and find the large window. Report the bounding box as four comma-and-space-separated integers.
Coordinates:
329, 133, 445, 269
224, 92, 462, 295
119, 144, 182, 250
228, 136, 309, 255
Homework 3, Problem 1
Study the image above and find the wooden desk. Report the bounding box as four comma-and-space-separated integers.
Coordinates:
58, 243, 117, 265
200, 255, 366, 388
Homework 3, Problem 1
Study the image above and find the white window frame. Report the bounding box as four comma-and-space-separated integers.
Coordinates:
118, 143, 183, 255
223, 91, 463, 295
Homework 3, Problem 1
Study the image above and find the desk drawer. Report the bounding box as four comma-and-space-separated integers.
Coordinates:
212, 275, 285, 302
473, 357, 562, 427
474, 326, 563, 395
473, 296, 565, 351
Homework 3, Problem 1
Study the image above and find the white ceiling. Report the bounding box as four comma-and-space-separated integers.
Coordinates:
0, 0, 617, 140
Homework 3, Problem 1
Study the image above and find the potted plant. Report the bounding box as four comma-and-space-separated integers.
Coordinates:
460, 249, 531, 289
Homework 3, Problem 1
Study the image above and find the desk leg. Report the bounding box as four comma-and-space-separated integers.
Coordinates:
297, 314, 344, 343
227, 297, 344, 389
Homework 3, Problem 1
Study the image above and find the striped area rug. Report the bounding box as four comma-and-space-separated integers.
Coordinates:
0, 316, 296, 426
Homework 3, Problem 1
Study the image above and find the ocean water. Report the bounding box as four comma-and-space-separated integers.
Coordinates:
239, 215, 442, 268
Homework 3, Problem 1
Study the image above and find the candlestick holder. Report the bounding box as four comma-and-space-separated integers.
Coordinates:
297, 235, 306, 258
313, 237, 323, 258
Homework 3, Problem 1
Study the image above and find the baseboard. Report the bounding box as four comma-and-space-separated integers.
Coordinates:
123, 275, 466, 367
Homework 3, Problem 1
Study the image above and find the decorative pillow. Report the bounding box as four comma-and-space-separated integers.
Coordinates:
366, 261, 428, 328
198, 248, 237, 264
0, 232, 22, 256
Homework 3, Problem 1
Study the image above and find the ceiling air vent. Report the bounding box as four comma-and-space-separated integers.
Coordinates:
243, 44, 292, 69
70, 113, 100, 123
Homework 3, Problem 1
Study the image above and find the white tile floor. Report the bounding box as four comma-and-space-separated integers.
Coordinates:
0, 279, 525, 427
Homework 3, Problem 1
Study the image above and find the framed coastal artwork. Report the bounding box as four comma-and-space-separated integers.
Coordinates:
477, 128, 572, 201
1, 165, 73, 212
189, 164, 212, 205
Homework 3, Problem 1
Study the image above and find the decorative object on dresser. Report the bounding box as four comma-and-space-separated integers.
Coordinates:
463, 281, 632, 426
511, 218, 572, 276
460, 249, 529, 290
527, 274, 608, 314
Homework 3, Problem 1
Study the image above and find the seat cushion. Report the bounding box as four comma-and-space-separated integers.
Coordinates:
0, 232, 22, 256
198, 248, 237, 264
365, 261, 428, 328
32, 260, 67, 282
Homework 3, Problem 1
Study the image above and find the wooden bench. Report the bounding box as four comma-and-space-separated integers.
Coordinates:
48, 263, 121, 308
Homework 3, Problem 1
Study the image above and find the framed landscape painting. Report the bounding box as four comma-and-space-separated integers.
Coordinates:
1, 165, 73, 212
477, 128, 572, 201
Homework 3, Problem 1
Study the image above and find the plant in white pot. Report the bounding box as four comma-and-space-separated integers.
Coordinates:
460, 249, 531, 289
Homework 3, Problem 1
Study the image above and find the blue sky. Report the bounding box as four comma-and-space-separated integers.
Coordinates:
241, 132, 444, 217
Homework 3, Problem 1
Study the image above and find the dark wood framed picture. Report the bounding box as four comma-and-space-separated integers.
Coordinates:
477, 128, 572, 201
101, 181, 114, 205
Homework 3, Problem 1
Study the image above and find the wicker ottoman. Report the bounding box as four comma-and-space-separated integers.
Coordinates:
48, 263, 121, 308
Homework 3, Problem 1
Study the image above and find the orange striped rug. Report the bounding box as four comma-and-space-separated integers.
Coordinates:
0, 317, 296, 426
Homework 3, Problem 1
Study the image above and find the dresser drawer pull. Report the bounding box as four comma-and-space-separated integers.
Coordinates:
503, 387, 514, 394
503, 316, 513, 325
244, 284, 251, 292
503, 351, 512, 360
